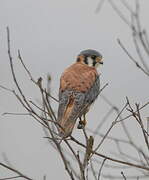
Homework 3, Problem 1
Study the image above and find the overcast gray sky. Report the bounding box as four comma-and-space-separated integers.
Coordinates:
0, 0, 149, 179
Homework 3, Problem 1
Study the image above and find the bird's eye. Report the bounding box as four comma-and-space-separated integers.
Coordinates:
91, 55, 96, 59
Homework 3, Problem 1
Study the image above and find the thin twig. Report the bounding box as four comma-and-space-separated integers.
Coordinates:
117, 39, 149, 76
0, 176, 21, 180
0, 163, 33, 180
18, 49, 59, 102
92, 102, 128, 154
90, 159, 98, 180
97, 158, 106, 180
108, 0, 132, 28
93, 107, 114, 137
2, 112, 30, 116
95, 0, 105, 13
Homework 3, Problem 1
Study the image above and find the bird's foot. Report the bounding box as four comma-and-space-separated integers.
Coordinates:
77, 119, 87, 129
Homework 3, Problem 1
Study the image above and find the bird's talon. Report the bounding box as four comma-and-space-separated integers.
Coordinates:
77, 119, 87, 129
77, 124, 84, 129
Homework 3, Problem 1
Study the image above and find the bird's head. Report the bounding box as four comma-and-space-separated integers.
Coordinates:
76, 49, 103, 68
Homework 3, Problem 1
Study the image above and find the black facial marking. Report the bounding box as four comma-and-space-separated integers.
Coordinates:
93, 60, 96, 66
91, 55, 97, 67
84, 56, 88, 65
91, 55, 96, 60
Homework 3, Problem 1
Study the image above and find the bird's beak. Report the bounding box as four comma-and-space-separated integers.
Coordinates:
96, 57, 103, 64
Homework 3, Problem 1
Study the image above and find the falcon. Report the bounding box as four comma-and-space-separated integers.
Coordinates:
57, 49, 103, 137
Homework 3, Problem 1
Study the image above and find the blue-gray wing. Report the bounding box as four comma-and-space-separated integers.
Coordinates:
84, 75, 100, 105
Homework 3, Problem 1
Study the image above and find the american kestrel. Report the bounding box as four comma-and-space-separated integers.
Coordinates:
57, 49, 103, 137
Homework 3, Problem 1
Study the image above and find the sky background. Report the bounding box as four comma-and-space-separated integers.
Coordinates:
0, 0, 149, 179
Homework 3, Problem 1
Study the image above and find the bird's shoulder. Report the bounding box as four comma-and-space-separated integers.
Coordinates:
60, 62, 99, 92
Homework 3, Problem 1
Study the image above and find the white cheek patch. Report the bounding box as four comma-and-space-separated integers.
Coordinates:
87, 57, 93, 67
95, 63, 100, 68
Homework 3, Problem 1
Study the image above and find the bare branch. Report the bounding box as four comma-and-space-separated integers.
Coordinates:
117, 39, 149, 76
92, 101, 128, 154
70, 136, 149, 171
